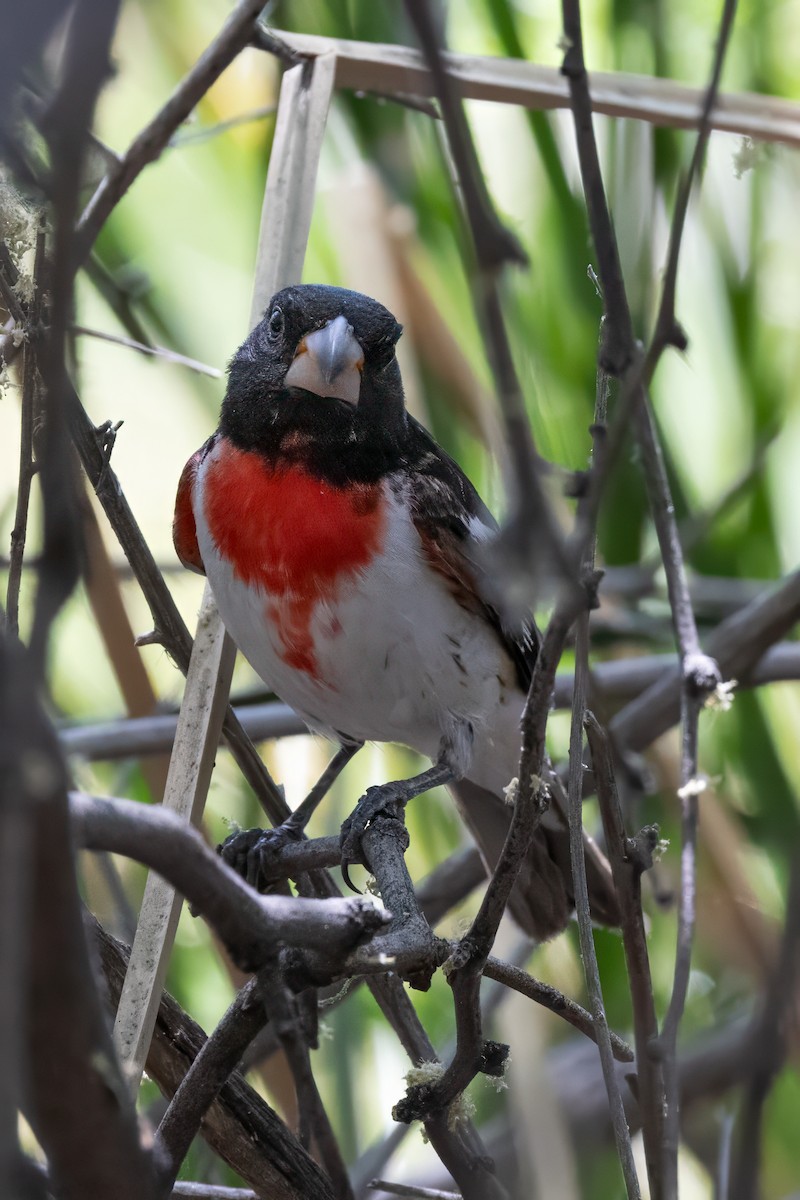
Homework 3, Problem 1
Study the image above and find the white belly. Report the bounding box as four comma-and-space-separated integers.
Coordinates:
194, 462, 523, 792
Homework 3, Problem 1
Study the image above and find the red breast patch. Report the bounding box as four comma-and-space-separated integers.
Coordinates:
202, 438, 386, 677
173, 450, 205, 574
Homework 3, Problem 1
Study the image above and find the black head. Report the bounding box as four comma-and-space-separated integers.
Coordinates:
227, 284, 404, 412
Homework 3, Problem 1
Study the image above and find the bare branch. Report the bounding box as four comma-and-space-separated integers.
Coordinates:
93, 916, 335, 1200
649, 0, 740, 356
74, 0, 281, 264
153, 981, 265, 1190
70, 791, 391, 968
564, 370, 640, 1197
585, 713, 665, 1184
1, 637, 155, 1198
28, 0, 123, 677
256, 966, 354, 1198
268, 30, 800, 148
394, 608, 576, 1129
71, 324, 222, 377
559, 2, 738, 1192
54, 640, 800, 763
4, 224, 45, 638
613, 570, 800, 753
154, 965, 353, 1200
730, 858, 800, 1200
369, 1183, 461, 1200
482, 957, 633, 1062
403, 0, 572, 596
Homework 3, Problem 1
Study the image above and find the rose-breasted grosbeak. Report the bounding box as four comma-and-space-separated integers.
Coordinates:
174, 284, 618, 940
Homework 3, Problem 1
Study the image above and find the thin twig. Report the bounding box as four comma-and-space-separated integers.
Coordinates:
74, 1, 283, 265
154, 981, 264, 1191
564, 342, 639, 1196
55, 641, 800, 762
643, 12, 738, 1190
403, 0, 572, 596
649, 0, 740, 358
169, 105, 278, 146
0, 643, 36, 1194
71, 324, 222, 377
394, 610, 576, 1126
156, 962, 353, 1199
559, 3, 737, 1193
369, 976, 506, 1200
586, 713, 665, 1187
482, 957, 633, 1061
256, 967, 354, 1198
95, 915, 335, 1200
730, 858, 800, 1200
3, 635, 156, 1197
613, 569, 800, 753
4, 225, 45, 637
368, 1183, 461, 1200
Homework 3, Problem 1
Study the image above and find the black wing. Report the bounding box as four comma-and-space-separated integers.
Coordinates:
403, 416, 539, 692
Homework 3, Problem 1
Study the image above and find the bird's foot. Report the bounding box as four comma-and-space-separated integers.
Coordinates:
218, 822, 303, 892
340, 782, 408, 891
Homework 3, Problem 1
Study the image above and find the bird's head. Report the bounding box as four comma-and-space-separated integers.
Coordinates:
227, 285, 404, 416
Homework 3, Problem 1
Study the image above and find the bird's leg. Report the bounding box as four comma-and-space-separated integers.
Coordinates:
219, 740, 363, 891
340, 727, 472, 889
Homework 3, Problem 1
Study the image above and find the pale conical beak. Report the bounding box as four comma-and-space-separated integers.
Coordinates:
284, 315, 364, 404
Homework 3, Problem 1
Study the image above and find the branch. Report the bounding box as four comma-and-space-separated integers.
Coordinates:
612, 570, 800, 752
267, 30, 800, 147
585, 713, 665, 1185
153, 982, 265, 1191
1, 637, 155, 1197
154, 962, 353, 1200
482, 957, 633, 1062
564, 368, 639, 1196
648, 0, 739, 357
27, 0, 123, 678
93, 916, 335, 1200
70, 791, 391, 969
368, 976, 506, 1200
255, 966, 354, 1198
74, 0, 280, 265
730, 857, 800, 1200
4, 224, 45, 638
394, 608, 576, 1128
403, 0, 572, 596
560, 3, 736, 1192
71, 324, 223, 377
56, 641, 800, 762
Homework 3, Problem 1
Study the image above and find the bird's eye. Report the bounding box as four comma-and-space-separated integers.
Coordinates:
268, 307, 284, 337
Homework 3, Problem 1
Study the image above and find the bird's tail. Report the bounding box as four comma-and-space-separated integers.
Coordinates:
449, 779, 620, 942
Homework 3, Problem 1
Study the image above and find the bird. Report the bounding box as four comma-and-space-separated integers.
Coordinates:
173, 283, 618, 940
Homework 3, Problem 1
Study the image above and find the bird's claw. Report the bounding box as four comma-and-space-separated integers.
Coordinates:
218, 823, 302, 892
339, 783, 407, 891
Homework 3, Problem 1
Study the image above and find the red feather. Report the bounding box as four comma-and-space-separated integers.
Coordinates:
173, 450, 205, 574
201, 438, 387, 677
